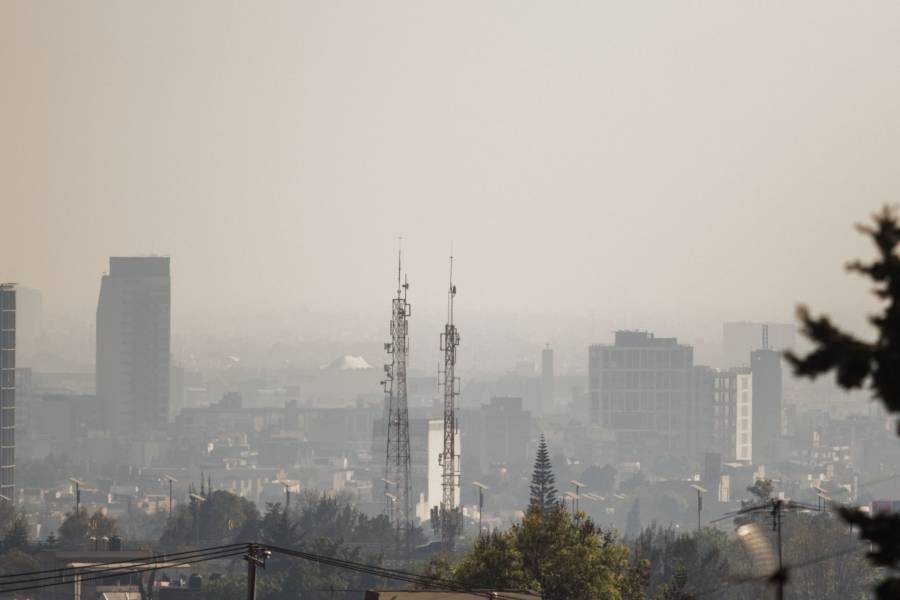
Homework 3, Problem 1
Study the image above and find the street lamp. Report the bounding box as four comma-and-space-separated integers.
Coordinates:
189, 493, 206, 546
569, 480, 585, 513
690, 484, 707, 532
163, 475, 178, 521
472, 482, 488, 536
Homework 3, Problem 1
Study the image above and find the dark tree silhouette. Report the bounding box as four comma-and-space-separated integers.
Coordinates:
529, 434, 558, 513
787, 206, 900, 600
625, 498, 642, 540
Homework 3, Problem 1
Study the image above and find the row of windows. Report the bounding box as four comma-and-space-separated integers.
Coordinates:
596, 391, 684, 411
605, 412, 682, 430
0, 291, 14, 310
0, 312, 13, 331
595, 371, 688, 390
0, 331, 13, 350
597, 348, 690, 370
0, 429, 14, 446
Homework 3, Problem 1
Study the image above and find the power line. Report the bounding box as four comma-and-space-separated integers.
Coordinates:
0, 542, 247, 581
264, 544, 529, 600
693, 542, 868, 598
0, 546, 247, 595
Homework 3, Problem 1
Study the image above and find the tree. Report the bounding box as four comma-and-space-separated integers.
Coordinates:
529, 434, 558, 514
3, 513, 28, 552
581, 464, 618, 494
58, 508, 118, 549
160, 488, 258, 547
786, 207, 900, 599
745, 479, 774, 504
451, 504, 647, 600
452, 530, 526, 590
58, 508, 90, 549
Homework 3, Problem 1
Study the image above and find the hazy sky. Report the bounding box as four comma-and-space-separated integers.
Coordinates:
2, 1, 897, 338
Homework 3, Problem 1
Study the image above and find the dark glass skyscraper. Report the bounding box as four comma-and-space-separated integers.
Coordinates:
0, 284, 15, 501
96, 257, 171, 437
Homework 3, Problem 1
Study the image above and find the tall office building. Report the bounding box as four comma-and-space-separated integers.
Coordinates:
690, 367, 753, 463
96, 257, 171, 437
540, 345, 554, 412
751, 347, 782, 465
0, 284, 15, 501
589, 331, 693, 461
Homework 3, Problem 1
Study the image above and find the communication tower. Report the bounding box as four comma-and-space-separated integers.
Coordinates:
439, 256, 461, 549
382, 246, 412, 556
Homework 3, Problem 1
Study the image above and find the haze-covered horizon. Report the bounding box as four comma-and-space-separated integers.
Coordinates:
3, 1, 895, 341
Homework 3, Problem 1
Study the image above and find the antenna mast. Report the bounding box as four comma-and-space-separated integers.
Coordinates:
439, 254, 461, 550
383, 241, 412, 557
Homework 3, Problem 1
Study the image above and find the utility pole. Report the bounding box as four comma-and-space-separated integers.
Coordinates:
472, 482, 488, 536
691, 484, 707, 532
382, 243, 412, 557
244, 544, 270, 600
164, 475, 177, 521
771, 499, 786, 600
190, 492, 206, 547
439, 255, 461, 551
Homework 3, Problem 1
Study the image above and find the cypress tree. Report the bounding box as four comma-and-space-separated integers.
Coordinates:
529, 434, 558, 513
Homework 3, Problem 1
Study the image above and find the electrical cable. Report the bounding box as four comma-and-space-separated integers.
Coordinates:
0, 542, 248, 579
0, 544, 247, 589
264, 544, 532, 600
0, 548, 248, 595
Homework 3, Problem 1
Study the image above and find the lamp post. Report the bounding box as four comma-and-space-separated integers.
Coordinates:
163, 475, 178, 521
690, 484, 707, 532
189, 492, 206, 546
569, 480, 585, 514
472, 482, 488, 536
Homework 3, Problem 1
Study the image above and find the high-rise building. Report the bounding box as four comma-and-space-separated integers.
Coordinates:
751, 347, 782, 465
96, 257, 171, 437
0, 284, 15, 501
540, 345, 554, 412
723, 322, 795, 368
588, 331, 694, 461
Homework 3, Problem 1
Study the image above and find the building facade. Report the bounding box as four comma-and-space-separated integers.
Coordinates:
96, 257, 171, 437
540, 345, 554, 413
712, 368, 753, 463
588, 331, 694, 461
751, 347, 783, 465
0, 284, 15, 500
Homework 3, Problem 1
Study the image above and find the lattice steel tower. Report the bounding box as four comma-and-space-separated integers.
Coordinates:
383, 248, 412, 555
439, 257, 461, 550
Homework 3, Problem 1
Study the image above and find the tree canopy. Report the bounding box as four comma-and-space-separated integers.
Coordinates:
787, 206, 900, 599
